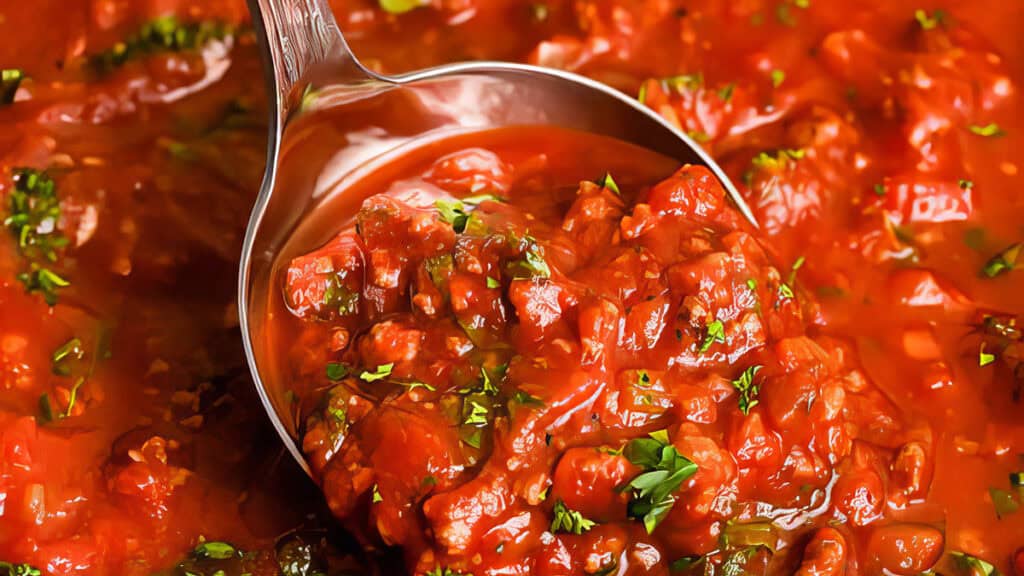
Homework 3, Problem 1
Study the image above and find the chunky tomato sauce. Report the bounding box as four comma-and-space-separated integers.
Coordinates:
1, 0, 1023, 575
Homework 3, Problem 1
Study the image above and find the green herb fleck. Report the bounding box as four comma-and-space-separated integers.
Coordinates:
717, 83, 736, 102
959, 179, 974, 190
979, 344, 996, 367
52, 337, 84, 376
1, 69, 24, 104
404, 381, 436, 392
770, 69, 785, 88
17, 264, 70, 306
512, 390, 545, 407
360, 363, 394, 382
699, 320, 725, 353
379, 0, 426, 14
751, 148, 804, 170
0, 562, 41, 576
600, 172, 620, 195
950, 551, 997, 576
435, 199, 469, 233
486, 276, 501, 289
193, 541, 237, 560
550, 499, 596, 534
372, 484, 383, 503
326, 362, 349, 381
90, 16, 234, 72
5, 168, 68, 262
463, 400, 489, 426
914, 8, 946, 30
982, 243, 1021, 278
732, 365, 763, 415
989, 486, 1019, 518
969, 123, 1006, 138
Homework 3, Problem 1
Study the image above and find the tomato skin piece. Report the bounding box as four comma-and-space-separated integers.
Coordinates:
795, 527, 848, 576
550, 448, 633, 522
865, 523, 944, 575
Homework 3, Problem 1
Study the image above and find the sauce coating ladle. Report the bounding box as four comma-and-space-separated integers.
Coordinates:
239, 0, 756, 476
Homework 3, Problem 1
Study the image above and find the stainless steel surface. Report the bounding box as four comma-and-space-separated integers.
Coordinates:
240, 0, 756, 477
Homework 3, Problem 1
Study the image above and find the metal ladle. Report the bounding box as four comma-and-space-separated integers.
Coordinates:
239, 0, 755, 476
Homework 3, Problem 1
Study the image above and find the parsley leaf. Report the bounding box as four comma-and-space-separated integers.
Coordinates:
0, 562, 41, 576
463, 400, 490, 426
969, 123, 1006, 138
193, 541, 238, 560
379, 0, 426, 13
424, 567, 471, 576
622, 431, 698, 533
507, 235, 552, 278
732, 365, 763, 415
950, 551, 998, 576
914, 8, 946, 30
550, 499, 596, 534
982, 243, 1021, 278
486, 276, 501, 289
770, 69, 785, 88
5, 168, 68, 262
372, 484, 383, 503
1, 69, 24, 105
90, 16, 234, 72
435, 199, 469, 233
699, 320, 725, 353
326, 362, 349, 381
751, 148, 804, 170
717, 83, 736, 102
979, 344, 996, 367
599, 172, 620, 195
989, 486, 1019, 519
360, 363, 394, 382
17, 264, 69, 306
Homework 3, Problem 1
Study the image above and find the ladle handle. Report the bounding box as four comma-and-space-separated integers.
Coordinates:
247, 0, 373, 120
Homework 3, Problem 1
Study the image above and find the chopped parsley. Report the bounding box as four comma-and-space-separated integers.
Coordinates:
873, 183, 887, 196
599, 172, 621, 195
622, 430, 698, 533
969, 123, 1006, 138
981, 243, 1021, 278
732, 365, 763, 415
1, 69, 24, 104
463, 400, 490, 426
379, 0, 426, 14
486, 276, 501, 289
360, 363, 394, 382
90, 16, 234, 72
192, 541, 238, 560
38, 393, 55, 423
950, 551, 998, 576
5, 168, 68, 262
424, 567, 471, 576
512, 390, 545, 407
462, 194, 504, 205
17, 264, 70, 306
778, 283, 795, 300
435, 199, 469, 233
717, 83, 736, 102
751, 148, 804, 170
959, 179, 975, 190
508, 235, 551, 278
51, 337, 84, 376
914, 8, 946, 30
699, 320, 725, 353
979, 344, 996, 367
787, 255, 805, 286
322, 276, 359, 315
770, 69, 785, 88
550, 499, 596, 534
372, 484, 383, 503
989, 486, 1019, 518
325, 362, 349, 381
404, 381, 436, 392
0, 563, 41, 576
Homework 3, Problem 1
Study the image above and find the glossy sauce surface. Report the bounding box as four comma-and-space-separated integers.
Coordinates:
1, 0, 1023, 575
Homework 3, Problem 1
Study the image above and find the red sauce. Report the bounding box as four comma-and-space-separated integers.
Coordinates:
1, 0, 1023, 575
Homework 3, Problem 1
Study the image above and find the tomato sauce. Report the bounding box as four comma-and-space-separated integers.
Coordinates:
1, 0, 1023, 575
